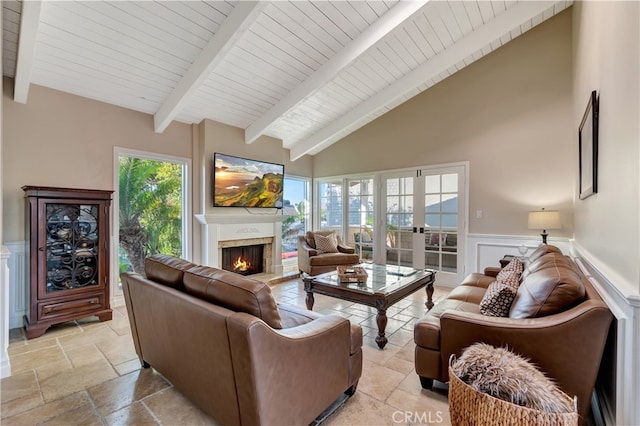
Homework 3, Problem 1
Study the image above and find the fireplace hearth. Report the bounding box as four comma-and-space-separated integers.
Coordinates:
221, 244, 264, 276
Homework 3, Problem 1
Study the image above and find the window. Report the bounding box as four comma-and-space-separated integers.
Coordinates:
281, 176, 310, 261
318, 180, 343, 232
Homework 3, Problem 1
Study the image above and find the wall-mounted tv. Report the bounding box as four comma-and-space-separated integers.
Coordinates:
213, 153, 284, 208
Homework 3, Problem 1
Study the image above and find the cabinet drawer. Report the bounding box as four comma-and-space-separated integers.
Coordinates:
38, 295, 105, 320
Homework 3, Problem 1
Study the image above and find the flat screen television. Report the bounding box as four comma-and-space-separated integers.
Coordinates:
213, 153, 284, 208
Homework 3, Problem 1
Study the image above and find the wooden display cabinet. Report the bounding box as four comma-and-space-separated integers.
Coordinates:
23, 186, 113, 339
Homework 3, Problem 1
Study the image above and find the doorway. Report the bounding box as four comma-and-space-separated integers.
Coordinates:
381, 164, 466, 286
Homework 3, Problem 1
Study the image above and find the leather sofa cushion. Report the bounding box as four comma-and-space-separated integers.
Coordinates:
184, 266, 283, 329
145, 254, 197, 290
509, 263, 585, 319
414, 298, 481, 349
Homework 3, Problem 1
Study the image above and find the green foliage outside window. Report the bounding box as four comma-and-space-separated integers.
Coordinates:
119, 157, 183, 274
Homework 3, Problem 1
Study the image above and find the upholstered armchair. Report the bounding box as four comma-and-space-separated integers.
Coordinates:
297, 231, 360, 275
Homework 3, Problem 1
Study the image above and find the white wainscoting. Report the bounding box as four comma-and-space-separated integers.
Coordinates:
570, 243, 640, 426
465, 233, 570, 274
5, 241, 27, 331
1, 246, 12, 378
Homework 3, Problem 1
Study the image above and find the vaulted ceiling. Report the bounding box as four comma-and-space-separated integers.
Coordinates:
2, 0, 572, 160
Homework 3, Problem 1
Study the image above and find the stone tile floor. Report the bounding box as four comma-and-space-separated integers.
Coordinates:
1, 279, 452, 425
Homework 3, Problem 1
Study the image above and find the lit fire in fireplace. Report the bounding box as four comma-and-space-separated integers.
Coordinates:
232, 256, 251, 272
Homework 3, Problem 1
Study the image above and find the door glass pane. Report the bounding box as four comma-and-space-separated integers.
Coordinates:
442, 173, 458, 193
347, 178, 374, 261
45, 203, 100, 292
386, 177, 413, 267
423, 171, 460, 273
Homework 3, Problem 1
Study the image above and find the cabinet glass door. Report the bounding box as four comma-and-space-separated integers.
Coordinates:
44, 202, 100, 293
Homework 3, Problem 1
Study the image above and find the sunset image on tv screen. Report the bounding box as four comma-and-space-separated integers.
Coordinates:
213, 153, 284, 208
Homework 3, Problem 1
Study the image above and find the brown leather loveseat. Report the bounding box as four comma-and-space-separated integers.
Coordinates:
121, 255, 363, 426
413, 245, 612, 424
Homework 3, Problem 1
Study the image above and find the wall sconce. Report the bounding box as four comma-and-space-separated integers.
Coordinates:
528, 208, 561, 244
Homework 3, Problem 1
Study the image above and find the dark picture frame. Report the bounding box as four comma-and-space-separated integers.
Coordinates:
579, 90, 599, 200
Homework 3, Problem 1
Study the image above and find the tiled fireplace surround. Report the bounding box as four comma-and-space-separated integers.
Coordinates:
195, 213, 286, 275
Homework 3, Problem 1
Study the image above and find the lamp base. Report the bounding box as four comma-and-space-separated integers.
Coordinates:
540, 231, 548, 244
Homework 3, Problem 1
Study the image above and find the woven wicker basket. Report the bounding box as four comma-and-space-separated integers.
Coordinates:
448, 366, 579, 426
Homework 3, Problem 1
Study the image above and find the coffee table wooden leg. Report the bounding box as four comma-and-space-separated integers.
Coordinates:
425, 283, 434, 310
306, 292, 315, 310
375, 309, 388, 349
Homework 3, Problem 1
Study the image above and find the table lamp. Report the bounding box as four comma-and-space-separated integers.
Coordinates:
528, 208, 561, 244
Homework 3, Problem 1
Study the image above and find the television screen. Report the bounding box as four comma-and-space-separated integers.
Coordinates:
213, 153, 284, 208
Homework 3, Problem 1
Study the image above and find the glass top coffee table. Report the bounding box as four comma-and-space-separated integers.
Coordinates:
302, 264, 436, 349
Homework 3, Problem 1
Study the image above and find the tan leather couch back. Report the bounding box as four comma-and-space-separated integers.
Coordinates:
183, 266, 283, 329
510, 253, 586, 318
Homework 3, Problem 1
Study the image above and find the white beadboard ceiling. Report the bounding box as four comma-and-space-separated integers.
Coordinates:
2, 0, 572, 160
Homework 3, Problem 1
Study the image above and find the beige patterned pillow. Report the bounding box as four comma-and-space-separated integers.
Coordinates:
314, 233, 339, 253
479, 281, 517, 317
496, 270, 520, 289
497, 259, 523, 288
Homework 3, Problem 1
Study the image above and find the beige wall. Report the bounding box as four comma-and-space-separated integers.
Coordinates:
313, 10, 574, 239
198, 118, 313, 213
572, 1, 640, 295
2, 79, 193, 242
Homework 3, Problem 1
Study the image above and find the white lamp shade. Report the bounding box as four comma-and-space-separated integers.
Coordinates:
528, 210, 561, 230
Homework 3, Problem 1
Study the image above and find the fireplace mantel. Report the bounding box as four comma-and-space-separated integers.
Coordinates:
195, 213, 291, 275
195, 213, 288, 225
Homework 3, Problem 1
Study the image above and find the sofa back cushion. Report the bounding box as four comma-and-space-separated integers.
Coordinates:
145, 254, 197, 291
524, 244, 562, 267
184, 266, 283, 329
521, 252, 574, 281
509, 261, 586, 318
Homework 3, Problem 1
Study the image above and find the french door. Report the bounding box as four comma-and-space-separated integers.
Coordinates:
381, 165, 466, 285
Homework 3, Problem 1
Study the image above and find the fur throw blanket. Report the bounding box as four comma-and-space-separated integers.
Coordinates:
451, 343, 575, 414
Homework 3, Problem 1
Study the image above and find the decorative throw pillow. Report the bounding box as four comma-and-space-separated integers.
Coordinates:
452, 343, 574, 414
501, 258, 524, 274
496, 269, 521, 289
496, 259, 523, 288
479, 281, 517, 317
314, 233, 339, 253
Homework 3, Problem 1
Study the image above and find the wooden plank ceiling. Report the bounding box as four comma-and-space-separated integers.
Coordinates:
2, 0, 572, 160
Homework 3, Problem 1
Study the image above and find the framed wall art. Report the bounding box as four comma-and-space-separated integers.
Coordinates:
579, 90, 599, 200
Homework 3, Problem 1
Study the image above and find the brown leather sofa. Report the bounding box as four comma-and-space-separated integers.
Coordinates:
297, 231, 360, 275
414, 245, 612, 424
121, 254, 363, 426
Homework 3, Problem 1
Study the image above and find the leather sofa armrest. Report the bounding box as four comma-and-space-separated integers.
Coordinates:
298, 237, 318, 256
483, 266, 501, 277
337, 244, 355, 254
439, 302, 612, 419
278, 303, 323, 328
227, 313, 357, 425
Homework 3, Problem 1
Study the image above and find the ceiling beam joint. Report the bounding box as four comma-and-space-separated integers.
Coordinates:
153, 1, 266, 133
244, 0, 429, 145
14, 0, 43, 104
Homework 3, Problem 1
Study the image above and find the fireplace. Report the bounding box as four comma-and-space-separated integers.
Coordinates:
221, 244, 264, 276
217, 237, 274, 275
195, 213, 287, 276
